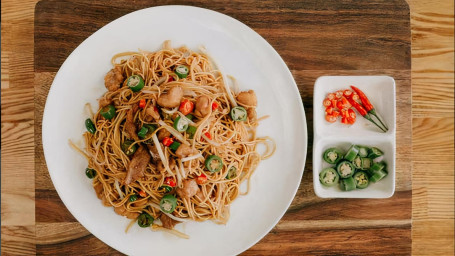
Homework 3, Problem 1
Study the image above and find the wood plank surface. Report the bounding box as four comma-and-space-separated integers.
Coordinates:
32, 1, 412, 255
1, 0, 453, 255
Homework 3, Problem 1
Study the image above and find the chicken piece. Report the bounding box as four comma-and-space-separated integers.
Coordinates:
247, 107, 257, 122
194, 95, 211, 118
236, 90, 257, 107
157, 87, 183, 108
176, 179, 199, 199
114, 204, 140, 219
157, 129, 171, 141
160, 213, 180, 229
175, 144, 198, 158
145, 105, 161, 122
157, 158, 176, 173
98, 96, 112, 108
104, 66, 124, 92
125, 106, 139, 141
124, 146, 150, 185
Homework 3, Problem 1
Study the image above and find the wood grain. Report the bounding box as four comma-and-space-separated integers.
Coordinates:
31, 0, 412, 255
1, 0, 453, 255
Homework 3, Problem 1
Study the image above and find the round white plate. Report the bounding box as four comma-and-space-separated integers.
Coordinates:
42, 5, 307, 256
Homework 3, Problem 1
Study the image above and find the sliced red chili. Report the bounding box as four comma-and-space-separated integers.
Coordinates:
325, 114, 337, 123
179, 99, 194, 115
138, 190, 146, 197
323, 99, 332, 107
196, 173, 207, 185
164, 177, 176, 187
212, 102, 219, 111
139, 99, 146, 109
162, 137, 174, 147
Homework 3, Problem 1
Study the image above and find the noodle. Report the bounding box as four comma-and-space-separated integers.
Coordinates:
77, 41, 275, 235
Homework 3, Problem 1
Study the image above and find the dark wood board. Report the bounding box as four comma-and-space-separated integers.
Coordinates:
34, 0, 411, 255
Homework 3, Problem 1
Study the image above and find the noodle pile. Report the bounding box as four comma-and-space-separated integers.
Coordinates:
74, 41, 275, 236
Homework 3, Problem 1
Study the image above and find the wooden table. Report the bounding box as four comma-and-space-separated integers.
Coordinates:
1, 0, 453, 255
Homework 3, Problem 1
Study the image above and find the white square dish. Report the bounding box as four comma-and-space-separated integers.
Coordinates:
313, 76, 396, 198
313, 76, 395, 136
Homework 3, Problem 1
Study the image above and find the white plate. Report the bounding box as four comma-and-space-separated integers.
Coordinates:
42, 6, 307, 256
312, 76, 396, 198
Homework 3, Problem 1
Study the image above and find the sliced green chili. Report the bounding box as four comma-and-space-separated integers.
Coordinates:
129, 194, 138, 202
340, 177, 356, 191
352, 155, 362, 169
230, 106, 247, 121
205, 155, 223, 173
369, 161, 386, 174
121, 140, 137, 156
361, 157, 372, 170
160, 194, 177, 213
173, 116, 189, 132
186, 126, 197, 139
85, 168, 96, 179
336, 161, 355, 178
319, 167, 339, 187
344, 145, 359, 161
169, 141, 181, 151
127, 75, 145, 92
160, 185, 172, 193
85, 118, 96, 134
137, 212, 154, 227
357, 146, 369, 158
323, 147, 343, 164
353, 171, 369, 189
138, 124, 156, 139
368, 147, 384, 159
369, 169, 388, 183
226, 166, 237, 179
100, 104, 116, 120
175, 65, 189, 79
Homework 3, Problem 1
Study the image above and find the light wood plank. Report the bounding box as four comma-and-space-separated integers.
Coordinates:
0, 225, 36, 256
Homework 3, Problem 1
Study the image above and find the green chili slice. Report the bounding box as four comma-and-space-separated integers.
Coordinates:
160, 194, 177, 213
323, 148, 343, 164
173, 116, 189, 132
100, 104, 116, 120
352, 155, 362, 169
205, 155, 223, 173
361, 157, 372, 170
319, 167, 339, 187
369, 169, 388, 183
137, 212, 154, 228
129, 194, 138, 202
169, 141, 181, 151
369, 161, 386, 174
137, 124, 156, 139
340, 177, 356, 191
85, 168, 96, 179
160, 186, 172, 193
336, 160, 355, 178
121, 140, 137, 156
357, 146, 369, 158
368, 147, 384, 159
175, 65, 189, 79
230, 106, 247, 121
186, 126, 197, 139
353, 171, 369, 189
226, 166, 237, 179
344, 145, 359, 161
127, 75, 145, 92
85, 118, 96, 134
